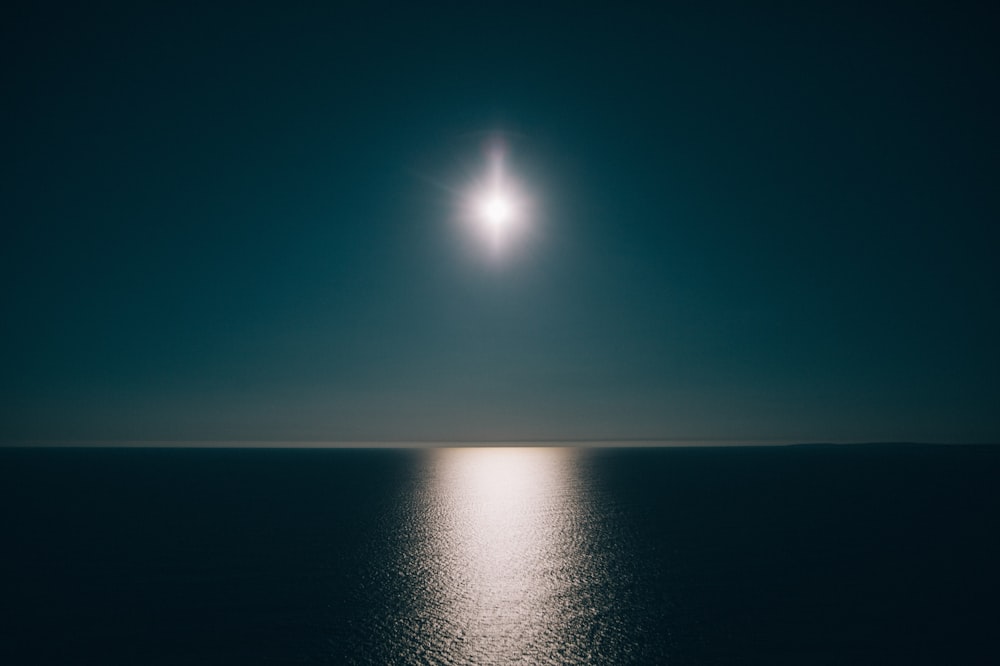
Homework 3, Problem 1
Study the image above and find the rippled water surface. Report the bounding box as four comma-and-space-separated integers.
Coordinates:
360, 448, 647, 664
2, 445, 999, 664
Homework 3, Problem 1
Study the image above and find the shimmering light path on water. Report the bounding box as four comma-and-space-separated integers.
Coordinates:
363, 447, 644, 664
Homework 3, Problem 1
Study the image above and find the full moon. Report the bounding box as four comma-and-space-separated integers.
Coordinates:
478, 191, 514, 228
462, 140, 530, 256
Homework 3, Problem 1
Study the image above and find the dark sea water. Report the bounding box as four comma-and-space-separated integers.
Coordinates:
2, 445, 999, 665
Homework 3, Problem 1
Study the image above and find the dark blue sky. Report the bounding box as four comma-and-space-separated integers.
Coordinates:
3, 2, 998, 443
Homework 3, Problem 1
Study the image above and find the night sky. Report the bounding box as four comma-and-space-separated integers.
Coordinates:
3, 2, 998, 443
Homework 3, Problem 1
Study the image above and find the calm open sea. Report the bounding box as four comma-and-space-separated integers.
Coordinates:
2, 445, 999, 664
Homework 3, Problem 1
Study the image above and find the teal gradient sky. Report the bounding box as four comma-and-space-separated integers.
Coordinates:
2, 2, 998, 443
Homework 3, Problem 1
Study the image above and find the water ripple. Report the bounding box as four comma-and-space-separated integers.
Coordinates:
353, 447, 644, 665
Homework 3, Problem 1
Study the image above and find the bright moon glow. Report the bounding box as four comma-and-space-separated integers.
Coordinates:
462, 140, 530, 257
480, 192, 513, 227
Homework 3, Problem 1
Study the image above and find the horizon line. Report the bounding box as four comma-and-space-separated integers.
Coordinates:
1, 439, 994, 449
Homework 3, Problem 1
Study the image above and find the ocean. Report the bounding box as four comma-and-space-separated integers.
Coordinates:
2, 444, 998, 664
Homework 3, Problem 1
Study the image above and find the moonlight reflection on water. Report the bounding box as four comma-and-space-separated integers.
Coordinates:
426, 448, 580, 662
365, 447, 640, 665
